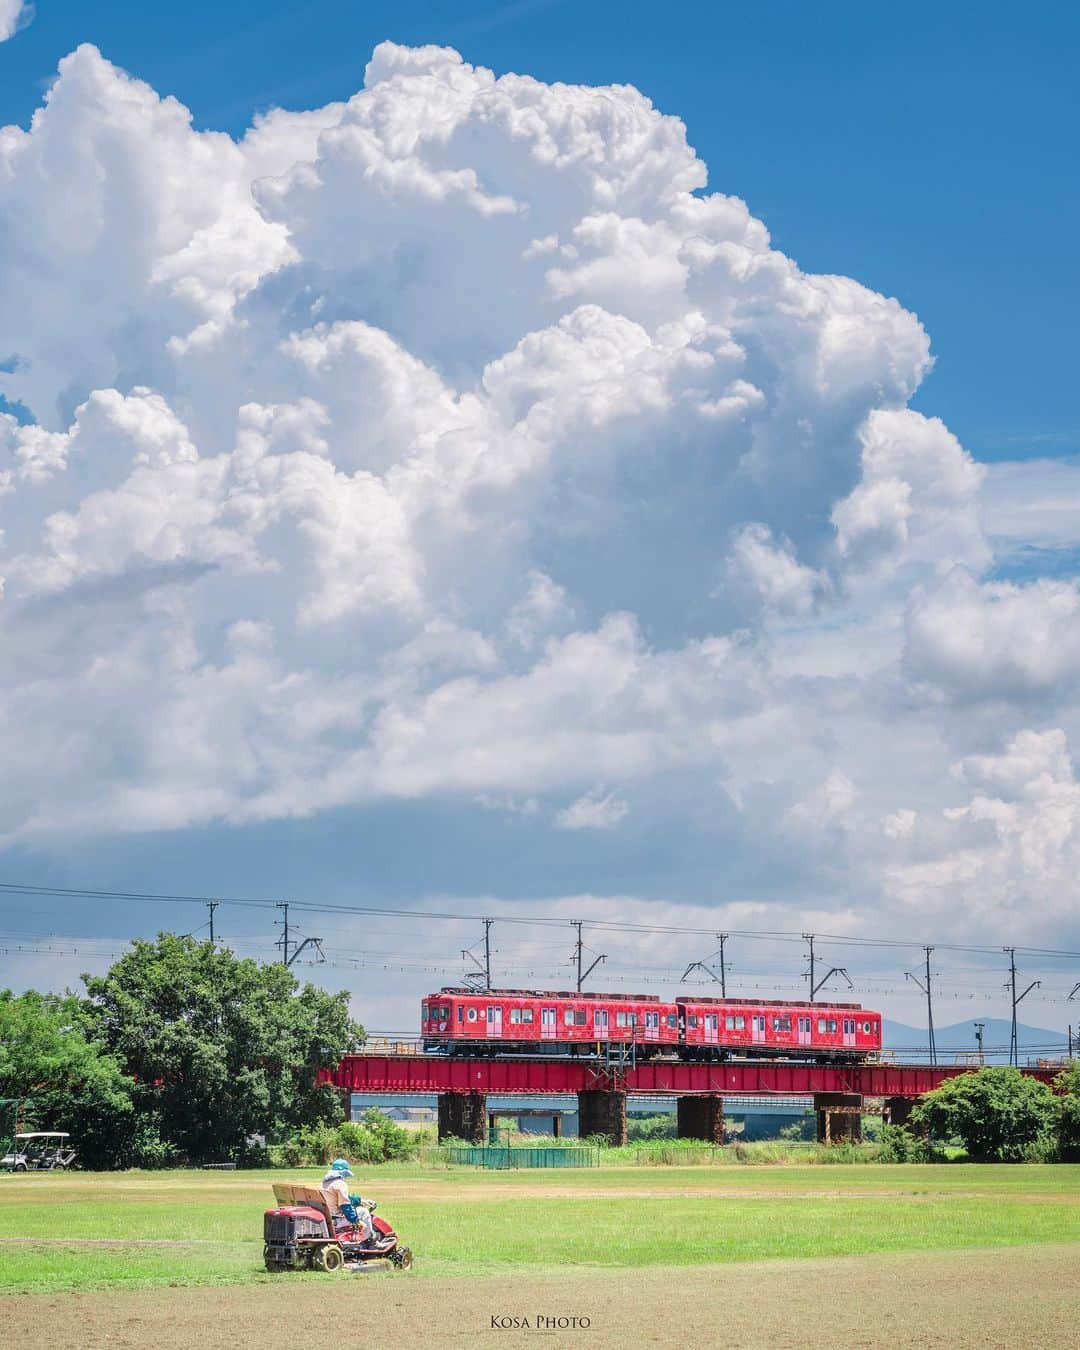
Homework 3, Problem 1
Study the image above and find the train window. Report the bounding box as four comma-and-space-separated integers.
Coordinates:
772, 1016, 791, 1032
616, 1012, 627, 1027
688, 1015, 698, 1028
724, 1015, 734, 1031
441, 1006, 451, 1019
818, 1018, 837, 1034
510, 1009, 522, 1024
817, 1019, 827, 1034
575, 1011, 587, 1026
862, 1021, 873, 1034
467, 1008, 478, 1022
457, 1007, 464, 1023
564, 1009, 574, 1025
422, 1004, 429, 1021
735, 1016, 745, 1030
667, 1014, 677, 1028
522, 1009, 534, 1023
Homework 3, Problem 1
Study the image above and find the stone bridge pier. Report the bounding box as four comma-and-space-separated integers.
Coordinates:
676, 1095, 725, 1143
577, 1090, 627, 1146
438, 1091, 487, 1143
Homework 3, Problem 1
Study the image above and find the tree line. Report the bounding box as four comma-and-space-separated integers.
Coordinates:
0, 933, 363, 1168
2, 933, 1078, 1169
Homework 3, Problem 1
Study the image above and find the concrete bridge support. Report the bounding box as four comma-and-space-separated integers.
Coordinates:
676, 1095, 725, 1143
814, 1092, 863, 1144
438, 1091, 486, 1143
577, 1089, 627, 1146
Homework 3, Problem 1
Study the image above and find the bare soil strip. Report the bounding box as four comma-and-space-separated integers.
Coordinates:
2, 1243, 1076, 1350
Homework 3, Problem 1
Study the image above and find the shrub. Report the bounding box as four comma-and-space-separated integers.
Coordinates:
877, 1124, 931, 1163
911, 1066, 1056, 1162
273, 1109, 420, 1168
1054, 1061, 1080, 1161
627, 1112, 677, 1142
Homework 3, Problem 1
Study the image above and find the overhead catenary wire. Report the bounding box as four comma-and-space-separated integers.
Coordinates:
2, 880, 1079, 960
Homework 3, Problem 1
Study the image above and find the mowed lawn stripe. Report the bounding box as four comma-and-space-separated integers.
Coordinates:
1, 1164, 1078, 1292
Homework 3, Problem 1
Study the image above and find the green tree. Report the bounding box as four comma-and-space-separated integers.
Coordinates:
1054, 1061, 1080, 1161
911, 1066, 1056, 1162
83, 935, 363, 1163
0, 989, 148, 1169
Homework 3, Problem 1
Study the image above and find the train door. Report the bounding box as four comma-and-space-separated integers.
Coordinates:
704, 1013, 719, 1044
541, 1007, 557, 1041
798, 1015, 812, 1048
593, 1008, 609, 1039
486, 1005, 503, 1039
752, 1014, 766, 1045
842, 1017, 856, 1048
644, 1010, 660, 1041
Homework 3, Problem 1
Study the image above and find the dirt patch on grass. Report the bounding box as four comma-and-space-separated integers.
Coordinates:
3, 1244, 1076, 1349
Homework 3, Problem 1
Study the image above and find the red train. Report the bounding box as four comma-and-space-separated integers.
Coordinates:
421, 988, 882, 1063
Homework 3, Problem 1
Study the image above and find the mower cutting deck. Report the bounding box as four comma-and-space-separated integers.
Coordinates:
263, 1183, 413, 1273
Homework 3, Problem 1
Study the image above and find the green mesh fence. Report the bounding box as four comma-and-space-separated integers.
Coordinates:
443, 1145, 601, 1169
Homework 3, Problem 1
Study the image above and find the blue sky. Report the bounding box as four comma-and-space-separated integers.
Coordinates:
1, 2, 1079, 1031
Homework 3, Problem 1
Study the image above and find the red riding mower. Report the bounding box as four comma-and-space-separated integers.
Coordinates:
263, 1183, 413, 1273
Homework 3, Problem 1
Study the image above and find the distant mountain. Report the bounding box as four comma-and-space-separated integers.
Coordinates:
883, 1015, 1070, 1064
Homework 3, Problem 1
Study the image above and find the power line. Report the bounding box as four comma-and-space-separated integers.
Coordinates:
2, 880, 1079, 959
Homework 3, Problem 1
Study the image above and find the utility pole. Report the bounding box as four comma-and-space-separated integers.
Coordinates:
277, 902, 290, 967
974, 1022, 985, 1066
570, 921, 606, 992
1004, 947, 1040, 1067
904, 946, 936, 1065
804, 934, 815, 1004
461, 919, 495, 991
680, 934, 727, 997
805, 933, 851, 1001
207, 900, 219, 947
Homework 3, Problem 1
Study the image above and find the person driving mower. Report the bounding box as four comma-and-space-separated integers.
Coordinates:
322, 1158, 375, 1244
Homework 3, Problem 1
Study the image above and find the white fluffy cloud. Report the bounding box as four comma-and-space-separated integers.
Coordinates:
0, 41, 1074, 945
0, 2, 31, 43
881, 729, 1080, 929
905, 570, 1080, 700
555, 788, 630, 832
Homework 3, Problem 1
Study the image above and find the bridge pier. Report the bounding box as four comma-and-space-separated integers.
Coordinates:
676, 1095, 725, 1143
814, 1092, 863, 1144
438, 1091, 486, 1143
884, 1095, 915, 1127
577, 1090, 627, 1146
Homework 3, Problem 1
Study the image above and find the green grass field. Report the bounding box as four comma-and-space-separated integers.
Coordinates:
1, 1162, 1077, 1295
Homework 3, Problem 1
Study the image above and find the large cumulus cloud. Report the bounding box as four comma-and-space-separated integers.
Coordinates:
1, 41, 1077, 944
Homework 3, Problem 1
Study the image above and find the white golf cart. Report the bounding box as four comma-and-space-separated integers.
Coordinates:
2, 1131, 76, 1171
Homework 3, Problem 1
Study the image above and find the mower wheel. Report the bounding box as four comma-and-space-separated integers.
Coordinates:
315, 1244, 344, 1273
390, 1247, 414, 1270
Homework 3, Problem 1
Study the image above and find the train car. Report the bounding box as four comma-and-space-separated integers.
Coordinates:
421, 988, 680, 1057
677, 996, 881, 1063
421, 988, 882, 1063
